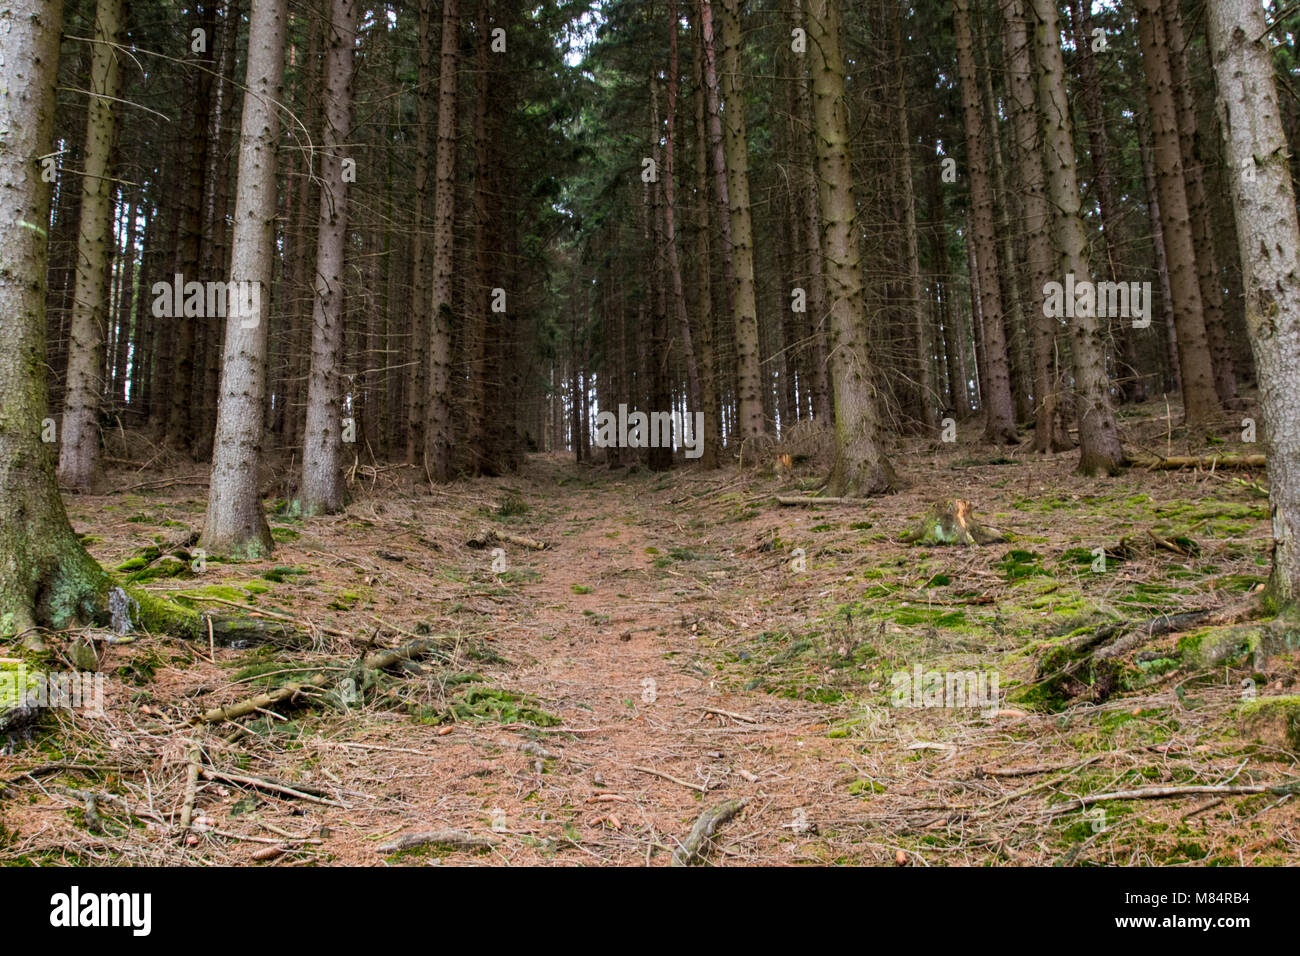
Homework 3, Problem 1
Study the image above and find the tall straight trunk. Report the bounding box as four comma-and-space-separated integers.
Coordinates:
406, 0, 434, 463
57, 0, 124, 490
1138, 106, 1182, 394
1031, 0, 1125, 475
715, 0, 765, 441
808, 0, 897, 495
1136, 0, 1220, 426
197, 0, 243, 458
697, 0, 736, 347
648, 78, 672, 471
1068, 0, 1145, 405
977, 11, 1032, 424
201, 0, 288, 558
465, 0, 492, 474
793, 0, 831, 425
424, 0, 458, 480
1207, 0, 1300, 608
1005, 0, 1068, 452
0, 0, 115, 639
894, 1, 934, 430
299, 0, 355, 515
692, 25, 721, 468
664, 0, 702, 415
1163, 0, 1237, 405
953, 0, 1018, 444
165, 1, 218, 453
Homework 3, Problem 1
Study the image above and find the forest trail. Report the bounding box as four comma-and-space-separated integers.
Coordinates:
4, 421, 1297, 865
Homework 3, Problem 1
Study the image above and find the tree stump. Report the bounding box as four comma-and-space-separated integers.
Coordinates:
901, 499, 1007, 546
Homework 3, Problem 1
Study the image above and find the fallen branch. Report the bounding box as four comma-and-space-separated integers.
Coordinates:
377, 829, 501, 853
201, 769, 347, 808
671, 798, 749, 866
774, 495, 870, 507
178, 742, 202, 832
1049, 779, 1300, 816
634, 765, 709, 793
466, 528, 549, 550
1139, 454, 1266, 471
195, 674, 330, 724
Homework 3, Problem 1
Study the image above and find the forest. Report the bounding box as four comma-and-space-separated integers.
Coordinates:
0, 0, 1298, 871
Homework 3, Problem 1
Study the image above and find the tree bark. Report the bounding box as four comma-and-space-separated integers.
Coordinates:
299, 0, 356, 514
953, 0, 1018, 444
0, 0, 111, 640
1206, 0, 1300, 608
201, 0, 288, 558
57, 0, 124, 491
1164, 0, 1237, 405
715, 0, 765, 443
406, 0, 434, 463
808, 0, 898, 496
1031, 0, 1125, 475
1136, 0, 1220, 427
1005, 0, 1068, 452
424, 0, 459, 481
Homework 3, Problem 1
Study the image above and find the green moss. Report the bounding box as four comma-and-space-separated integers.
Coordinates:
996, 550, 1048, 581
1238, 695, 1300, 751
0, 659, 43, 731
443, 686, 561, 726
848, 778, 886, 796
1177, 625, 1262, 670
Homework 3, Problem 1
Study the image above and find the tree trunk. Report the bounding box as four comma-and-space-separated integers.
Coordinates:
424, 0, 458, 481
664, 0, 702, 417
299, 0, 356, 515
1136, 0, 1220, 427
1031, 0, 1125, 475
894, 1, 934, 431
953, 0, 1018, 444
1067, 0, 1145, 405
406, 0, 434, 464
57, 0, 124, 491
202, 0, 288, 558
692, 23, 721, 468
1005, 0, 1068, 452
0, 0, 114, 641
1206, 0, 1300, 608
715, 0, 765, 443
1164, 0, 1237, 406
808, 0, 898, 496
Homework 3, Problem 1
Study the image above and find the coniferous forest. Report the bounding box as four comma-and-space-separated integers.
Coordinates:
2, 0, 1300, 884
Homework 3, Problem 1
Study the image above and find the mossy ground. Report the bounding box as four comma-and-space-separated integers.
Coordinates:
2, 401, 1296, 865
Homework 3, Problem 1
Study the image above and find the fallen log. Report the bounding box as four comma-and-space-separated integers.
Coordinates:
195, 636, 452, 725
201, 768, 347, 808
1139, 454, 1266, 470
195, 674, 330, 724
466, 528, 549, 550
377, 829, 501, 853
670, 797, 749, 866
1049, 779, 1300, 815
774, 495, 871, 507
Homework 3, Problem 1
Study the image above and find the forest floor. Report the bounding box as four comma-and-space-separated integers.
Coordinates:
2, 399, 1299, 866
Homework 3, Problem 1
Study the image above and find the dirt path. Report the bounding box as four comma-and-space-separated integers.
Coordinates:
3, 438, 1297, 866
